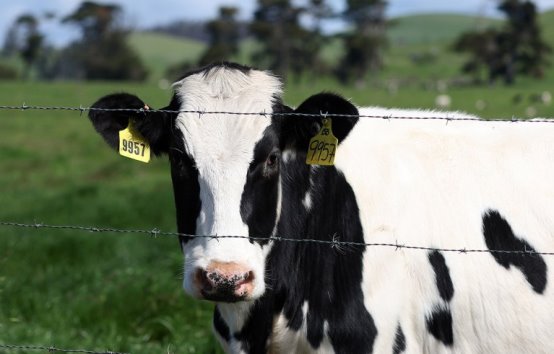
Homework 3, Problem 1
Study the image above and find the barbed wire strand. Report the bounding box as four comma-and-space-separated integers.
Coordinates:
1, 104, 554, 123
0, 344, 127, 354
1, 221, 553, 256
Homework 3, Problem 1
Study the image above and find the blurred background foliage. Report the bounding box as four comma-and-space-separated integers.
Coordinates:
1, 0, 552, 87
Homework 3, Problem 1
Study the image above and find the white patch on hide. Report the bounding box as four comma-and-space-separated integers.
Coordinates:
270, 301, 336, 353
282, 150, 296, 163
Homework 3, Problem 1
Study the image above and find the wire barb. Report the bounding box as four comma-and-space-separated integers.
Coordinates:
330, 233, 346, 254
150, 228, 161, 238
394, 240, 402, 251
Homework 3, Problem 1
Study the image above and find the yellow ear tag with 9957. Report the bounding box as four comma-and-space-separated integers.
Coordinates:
119, 120, 151, 163
306, 118, 338, 166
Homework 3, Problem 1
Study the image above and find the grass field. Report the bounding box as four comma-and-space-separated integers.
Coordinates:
1, 10, 554, 354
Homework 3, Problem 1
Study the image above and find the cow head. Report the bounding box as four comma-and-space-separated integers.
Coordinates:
88, 62, 358, 303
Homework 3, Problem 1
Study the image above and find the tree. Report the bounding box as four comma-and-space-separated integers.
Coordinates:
250, 0, 316, 80
2, 25, 19, 57
62, 1, 148, 81
454, 0, 551, 85
298, 0, 334, 78
18, 16, 44, 75
336, 0, 388, 84
500, 0, 551, 79
2, 14, 44, 79
307, 0, 333, 34
198, 6, 240, 66
453, 29, 501, 83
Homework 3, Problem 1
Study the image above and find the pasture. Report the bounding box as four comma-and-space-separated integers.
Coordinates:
1, 77, 553, 353
1, 11, 554, 351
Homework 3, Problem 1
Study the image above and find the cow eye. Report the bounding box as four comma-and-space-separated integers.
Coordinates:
266, 151, 280, 168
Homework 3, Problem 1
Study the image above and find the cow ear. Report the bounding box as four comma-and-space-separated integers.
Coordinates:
88, 93, 174, 156
281, 92, 359, 150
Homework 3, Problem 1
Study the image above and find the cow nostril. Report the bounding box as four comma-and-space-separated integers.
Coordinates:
233, 271, 255, 298
195, 268, 212, 291
236, 271, 254, 286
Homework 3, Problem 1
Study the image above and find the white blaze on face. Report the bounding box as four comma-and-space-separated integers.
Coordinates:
173, 66, 282, 300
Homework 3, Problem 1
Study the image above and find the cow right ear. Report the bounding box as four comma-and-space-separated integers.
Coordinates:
279, 92, 359, 151
88, 93, 174, 156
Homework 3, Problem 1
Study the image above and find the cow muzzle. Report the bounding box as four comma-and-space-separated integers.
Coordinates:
194, 261, 255, 302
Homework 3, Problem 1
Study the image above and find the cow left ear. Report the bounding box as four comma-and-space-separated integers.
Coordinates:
88, 93, 176, 156
280, 92, 359, 150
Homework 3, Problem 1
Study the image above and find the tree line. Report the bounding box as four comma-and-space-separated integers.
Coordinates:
454, 0, 551, 85
1, 0, 550, 85
2, 1, 147, 81
171, 0, 388, 84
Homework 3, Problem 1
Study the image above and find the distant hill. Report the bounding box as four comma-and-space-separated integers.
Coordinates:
149, 21, 210, 42
389, 13, 500, 44
127, 33, 259, 82
127, 32, 205, 82
539, 9, 554, 42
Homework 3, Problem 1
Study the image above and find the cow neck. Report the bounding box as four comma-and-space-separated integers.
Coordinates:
263, 159, 375, 352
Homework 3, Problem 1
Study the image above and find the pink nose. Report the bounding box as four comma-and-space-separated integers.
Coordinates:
195, 262, 254, 302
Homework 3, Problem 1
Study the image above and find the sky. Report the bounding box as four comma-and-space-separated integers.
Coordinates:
2, 0, 554, 46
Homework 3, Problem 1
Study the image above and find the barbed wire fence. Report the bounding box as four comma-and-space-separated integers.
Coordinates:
1, 221, 553, 256
2, 103, 554, 352
2, 103, 554, 123
0, 344, 127, 354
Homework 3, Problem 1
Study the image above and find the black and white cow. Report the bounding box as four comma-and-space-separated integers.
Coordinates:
89, 62, 554, 353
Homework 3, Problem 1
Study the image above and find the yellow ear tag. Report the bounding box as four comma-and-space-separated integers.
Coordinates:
306, 118, 338, 166
119, 121, 151, 163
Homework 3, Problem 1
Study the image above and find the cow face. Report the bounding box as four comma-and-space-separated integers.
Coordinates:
88, 62, 358, 303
